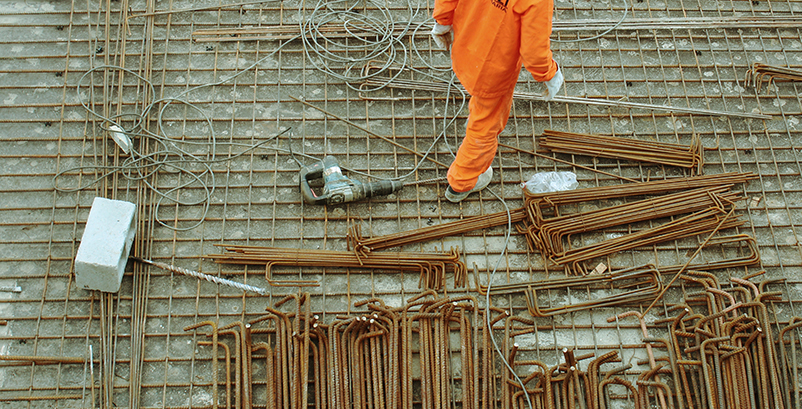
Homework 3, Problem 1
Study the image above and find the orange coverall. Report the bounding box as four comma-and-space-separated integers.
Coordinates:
434, 0, 558, 192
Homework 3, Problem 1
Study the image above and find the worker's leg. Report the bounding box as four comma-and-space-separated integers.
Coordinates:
447, 90, 515, 192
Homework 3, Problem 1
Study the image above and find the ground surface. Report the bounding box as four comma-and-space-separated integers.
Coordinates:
1, 0, 802, 407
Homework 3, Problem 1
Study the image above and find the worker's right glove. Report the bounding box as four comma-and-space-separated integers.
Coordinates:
544, 66, 564, 101
430, 23, 452, 51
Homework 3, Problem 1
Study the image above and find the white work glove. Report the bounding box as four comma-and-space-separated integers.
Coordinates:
544, 67, 564, 101
430, 23, 452, 51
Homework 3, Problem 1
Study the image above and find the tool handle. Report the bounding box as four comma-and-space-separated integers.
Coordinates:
298, 158, 328, 205
363, 180, 405, 198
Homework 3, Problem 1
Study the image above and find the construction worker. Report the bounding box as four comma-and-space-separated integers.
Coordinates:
431, 0, 563, 203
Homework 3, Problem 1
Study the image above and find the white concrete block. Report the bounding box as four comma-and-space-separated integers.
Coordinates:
74, 197, 137, 292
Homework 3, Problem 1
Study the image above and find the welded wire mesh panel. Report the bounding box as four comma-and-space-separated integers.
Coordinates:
1, 0, 802, 408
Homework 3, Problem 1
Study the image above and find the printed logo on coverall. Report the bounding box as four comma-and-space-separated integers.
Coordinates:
490, 0, 508, 12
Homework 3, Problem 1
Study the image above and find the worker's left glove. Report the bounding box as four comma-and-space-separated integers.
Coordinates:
430, 23, 452, 51
544, 67, 564, 101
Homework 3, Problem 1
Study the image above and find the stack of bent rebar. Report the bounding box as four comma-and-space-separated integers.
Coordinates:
184, 277, 801, 409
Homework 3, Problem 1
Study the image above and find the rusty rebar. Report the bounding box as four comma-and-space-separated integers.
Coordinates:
185, 321, 219, 409
538, 130, 704, 173
0, 354, 87, 364
209, 245, 466, 290
347, 208, 527, 256
745, 63, 802, 93
178, 279, 796, 409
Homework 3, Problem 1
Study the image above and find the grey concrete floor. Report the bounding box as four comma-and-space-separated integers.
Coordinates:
1, 0, 802, 407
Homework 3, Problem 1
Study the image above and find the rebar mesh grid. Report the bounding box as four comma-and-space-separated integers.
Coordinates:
1, 0, 802, 407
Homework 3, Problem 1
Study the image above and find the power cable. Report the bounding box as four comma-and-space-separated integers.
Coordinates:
62, 36, 300, 230
484, 187, 535, 409
295, 0, 469, 180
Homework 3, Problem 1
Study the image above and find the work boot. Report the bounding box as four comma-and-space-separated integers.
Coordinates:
445, 167, 493, 203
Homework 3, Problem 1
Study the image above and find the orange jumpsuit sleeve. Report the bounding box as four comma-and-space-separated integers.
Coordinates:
433, 0, 459, 25
518, 0, 558, 82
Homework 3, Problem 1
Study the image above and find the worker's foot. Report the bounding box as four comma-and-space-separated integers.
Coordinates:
445, 167, 493, 203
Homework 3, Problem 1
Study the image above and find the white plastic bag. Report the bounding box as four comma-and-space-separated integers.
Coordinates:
522, 171, 578, 194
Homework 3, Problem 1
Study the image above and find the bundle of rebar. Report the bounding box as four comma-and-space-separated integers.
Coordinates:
184, 294, 313, 409
524, 186, 741, 257
476, 264, 664, 317
555, 207, 743, 275
207, 245, 466, 290
184, 292, 503, 409
537, 129, 704, 173
745, 62, 802, 93
498, 273, 800, 409
347, 207, 528, 255
524, 172, 755, 221
348, 174, 755, 261
651, 272, 798, 409
518, 175, 753, 275
345, 175, 755, 278
498, 339, 637, 409
658, 234, 761, 273
160, 275, 802, 409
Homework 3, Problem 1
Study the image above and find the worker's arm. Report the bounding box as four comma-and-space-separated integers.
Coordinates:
431, 0, 459, 50
433, 0, 459, 25
519, 0, 558, 83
